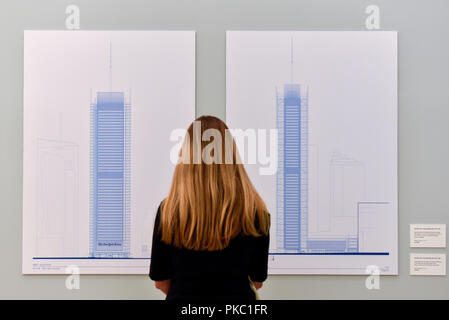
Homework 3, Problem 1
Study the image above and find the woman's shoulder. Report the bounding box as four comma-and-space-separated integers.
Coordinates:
153, 199, 167, 231
155, 199, 166, 216
254, 211, 271, 230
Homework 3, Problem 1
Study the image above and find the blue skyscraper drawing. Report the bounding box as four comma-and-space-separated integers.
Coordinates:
276, 37, 309, 252
275, 38, 360, 254
276, 83, 309, 252
90, 91, 131, 258
274, 37, 387, 255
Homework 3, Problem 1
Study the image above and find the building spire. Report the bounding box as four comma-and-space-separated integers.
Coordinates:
109, 40, 112, 91
290, 36, 294, 83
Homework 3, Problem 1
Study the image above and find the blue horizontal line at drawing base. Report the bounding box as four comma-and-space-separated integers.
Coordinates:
33, 257, 150, 260
269, 252, 389, 255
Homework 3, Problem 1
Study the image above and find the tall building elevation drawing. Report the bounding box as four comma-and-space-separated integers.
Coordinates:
275, 38, 387, 254
226, 31, 397, 273
276, 83, 309, 252
90, 91, 131, 257
23, 30, 196, 274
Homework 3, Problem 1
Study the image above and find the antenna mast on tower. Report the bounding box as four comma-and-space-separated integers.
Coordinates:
290, 36, 294, 83
109, 40, 112, 91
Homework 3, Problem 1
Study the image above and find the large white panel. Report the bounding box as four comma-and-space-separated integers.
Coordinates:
23, 31, 195, 274
226, 31, 397, 274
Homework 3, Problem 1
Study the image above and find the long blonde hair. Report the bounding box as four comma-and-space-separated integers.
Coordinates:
160, 115, 270, 251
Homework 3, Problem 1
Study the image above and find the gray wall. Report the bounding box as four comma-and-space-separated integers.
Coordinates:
0, 0, 448, 299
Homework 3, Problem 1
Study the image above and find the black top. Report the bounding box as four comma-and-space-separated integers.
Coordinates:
149, 203, 270, 301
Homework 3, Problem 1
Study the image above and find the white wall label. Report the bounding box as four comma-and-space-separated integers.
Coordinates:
410, 254, 446, 276
410, 224, 446, 248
